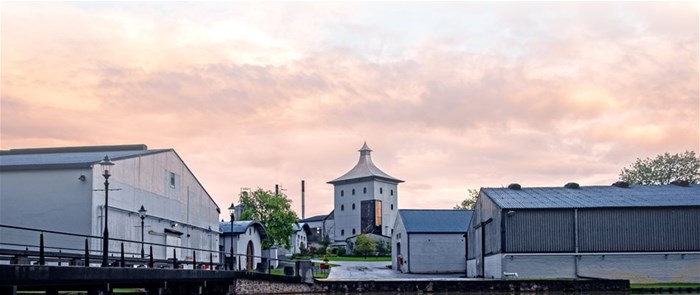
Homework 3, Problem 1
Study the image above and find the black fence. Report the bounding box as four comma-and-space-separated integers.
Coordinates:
0, 223, 302, 276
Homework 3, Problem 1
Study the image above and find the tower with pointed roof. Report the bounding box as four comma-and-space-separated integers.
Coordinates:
328, 142, 404, 243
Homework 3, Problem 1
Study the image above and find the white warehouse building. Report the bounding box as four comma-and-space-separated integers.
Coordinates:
0, 144, 221, 265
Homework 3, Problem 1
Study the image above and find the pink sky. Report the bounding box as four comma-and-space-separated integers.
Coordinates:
1, 2, 698, 219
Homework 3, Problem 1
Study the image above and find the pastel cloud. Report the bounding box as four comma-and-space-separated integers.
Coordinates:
1, 2, 697, 217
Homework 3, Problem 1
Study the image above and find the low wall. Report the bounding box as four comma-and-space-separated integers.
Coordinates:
317, 279, 629, 293
235, 278, 324, 294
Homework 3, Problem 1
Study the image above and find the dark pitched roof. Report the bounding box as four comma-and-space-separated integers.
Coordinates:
0, 144, 169, 171
398, 209, 473, 233
299, 214, 328, 223
483, 184, 700, 209
328, 142, 403, 184
219, 220, 268, 240
293, 223, 312, 235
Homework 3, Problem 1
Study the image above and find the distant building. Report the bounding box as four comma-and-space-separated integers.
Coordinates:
289, 223, 311, 255
299, 212, 334, 246
466, 183, 700, 283
0, 145, 221, 265
328, 142, 403, 245
392, 209, 473, 273
219, 220, 268, 271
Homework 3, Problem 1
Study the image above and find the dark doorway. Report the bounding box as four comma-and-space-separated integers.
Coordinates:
246, 241, 254, 270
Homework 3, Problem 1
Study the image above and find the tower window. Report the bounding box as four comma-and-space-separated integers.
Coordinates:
380, 188, 383, 194
391, 204, 394, 210
169, 172, 176, 188
341, 230, 345, 236
352, 189, 355, 195
341, 205, 345, 211
341, 190, 344, 197
391, 189, 394, 196
363, 187, 367, 194
352, 203, 356, 210
352, 229, 356, 235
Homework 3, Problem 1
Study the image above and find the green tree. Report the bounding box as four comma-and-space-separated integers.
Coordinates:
453, 188, 479, 210
353, 234, 377, 258
239, 188, 298, 249
619, 151, 700, 185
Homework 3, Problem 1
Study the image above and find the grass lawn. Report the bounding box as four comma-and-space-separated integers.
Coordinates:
631, 283, 700, 289
323, 255, 390, 262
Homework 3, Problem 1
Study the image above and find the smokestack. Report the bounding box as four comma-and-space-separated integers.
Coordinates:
301, 180, 306, 219
275, 184, 279, 197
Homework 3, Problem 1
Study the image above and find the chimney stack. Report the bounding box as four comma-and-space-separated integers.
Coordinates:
301, 180, 306, 219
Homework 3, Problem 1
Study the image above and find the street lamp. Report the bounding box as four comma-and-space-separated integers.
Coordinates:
138, 205, 147, 259
228, 203, 235, 270
99, 155, 115, 267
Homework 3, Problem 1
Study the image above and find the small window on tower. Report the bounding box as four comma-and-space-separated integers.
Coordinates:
380, 188, 383, 194
352, 203, 356, 210
169, 172, 176, 188
363, 187, 367, 194
352, 229, 356, 235
341, 205, 345, 211
352, 189, 355, 195
391, 204, 394, 210
391, 189, 394, 196
341, 190, 344, 197
341, 229, 345, 236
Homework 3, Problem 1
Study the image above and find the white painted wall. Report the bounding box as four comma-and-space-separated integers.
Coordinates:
391, 214, 409, 273
290, 229, 308, 254
333, 180, 398, 242
466, 259, 477, 277
0, 151, 220, 262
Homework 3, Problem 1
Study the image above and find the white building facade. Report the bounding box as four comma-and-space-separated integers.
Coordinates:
219, 220, 267, 271
0, 145, 221, 265
327, 143, 403, 244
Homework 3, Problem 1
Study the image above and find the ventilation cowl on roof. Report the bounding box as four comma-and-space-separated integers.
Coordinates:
507, 183, 521, 190
671, 180, 690, 187
564, 182, 580, 189
612, 181, 630, 188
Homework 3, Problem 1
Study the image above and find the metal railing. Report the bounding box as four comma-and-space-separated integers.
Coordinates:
0, 223, 303, 276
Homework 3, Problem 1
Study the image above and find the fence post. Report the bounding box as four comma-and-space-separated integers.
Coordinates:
173, 249, 178, 269
149, 246, 154, 268
193, 250, 197, 270
39, 233, 45, 266
85, 239, 90, 267
120, 243, 125, 267
209, 252, 213, 271
58, 250, 62, 266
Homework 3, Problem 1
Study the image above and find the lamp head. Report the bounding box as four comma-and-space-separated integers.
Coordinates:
138, 205, 147, 219
98, 155, 115, 175
228, 203, 236, 220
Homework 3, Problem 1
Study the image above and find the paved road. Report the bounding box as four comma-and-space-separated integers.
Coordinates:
313, 259, 474, 281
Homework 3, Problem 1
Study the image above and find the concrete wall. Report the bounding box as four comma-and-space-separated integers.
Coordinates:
483, 254, 502, 279
466, 259, 477, 277
408, 233, 466, 273
501, 253, 700, 283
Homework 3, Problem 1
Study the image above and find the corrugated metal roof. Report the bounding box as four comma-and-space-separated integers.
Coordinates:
328, 142, 403, 184
483, 185, 700, 209
0, 146, 169, 170
399, 209, 473, 233
219, 220, 268, 239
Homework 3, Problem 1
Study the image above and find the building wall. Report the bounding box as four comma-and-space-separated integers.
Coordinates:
236, 226, 263, 271
501, 253, 700, 283
0, 168, 94, 253
483, 254, 502, 279
290, 230, 307, 254
391, 214, 408, 273
408, 233, 466, 273
333, 180, 398, 242
504, 209, 575, 253
91, 151, 220, 260
467, 192, 501, 277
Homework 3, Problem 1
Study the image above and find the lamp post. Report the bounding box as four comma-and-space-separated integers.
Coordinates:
228, 203, 235, 270
138, 205, 147, 259
99, 155, 115, 267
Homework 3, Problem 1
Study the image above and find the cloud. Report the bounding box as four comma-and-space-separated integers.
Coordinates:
1, 2, 698, 217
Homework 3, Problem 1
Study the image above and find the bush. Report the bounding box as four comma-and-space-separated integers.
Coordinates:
336, 247, 346, 256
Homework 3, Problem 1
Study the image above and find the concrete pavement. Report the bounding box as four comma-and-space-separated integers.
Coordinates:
312, 259, 474, 281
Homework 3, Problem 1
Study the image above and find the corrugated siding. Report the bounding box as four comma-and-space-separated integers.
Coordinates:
505, 209, 575, 253
578, 207, 700, 252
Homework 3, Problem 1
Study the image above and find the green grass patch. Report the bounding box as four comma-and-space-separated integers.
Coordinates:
631, 283, 700, 289
323, 255, 390, 262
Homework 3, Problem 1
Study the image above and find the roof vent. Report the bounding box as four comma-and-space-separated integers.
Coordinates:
670, 180, 690, 187
564, 182, 580, 189
612, 181, 630, 188
507, 183, 521, 190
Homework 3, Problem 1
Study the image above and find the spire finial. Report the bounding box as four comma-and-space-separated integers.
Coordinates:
359, 141, 372, 156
